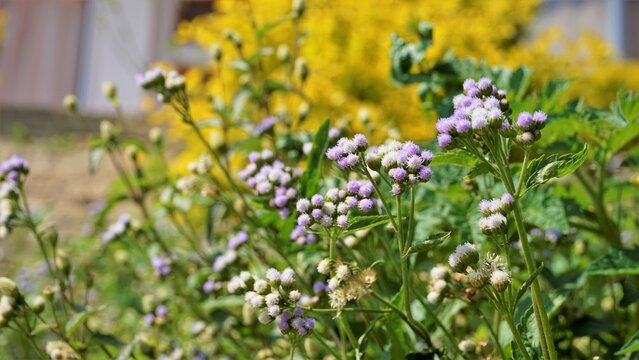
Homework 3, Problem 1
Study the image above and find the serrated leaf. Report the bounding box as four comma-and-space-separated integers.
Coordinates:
65, 305, 106, 337
466, 161, 497, 178
521, 144, 589, 194
586, 247, 639, 276
405, 231, 451, 256
522, 191, 569, 233
609, 122, 639, 154
616, 329, 639, 356
430, 150, 477, 168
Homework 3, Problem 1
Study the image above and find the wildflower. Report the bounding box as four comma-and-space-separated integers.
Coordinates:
430, 265, 449, 281
427, 291, 441, 304
280, 268, 295, 287
467, 269, 488, 288
101, 214, 131, 244
151, 256, 171, 277
297, 181, 376, 230
458, 339, 476, 354
136, 67, 165, 89
45, 341, 81, 360
254, 116, 277, 135
290, 225, 317, 245
63, 94, 78, 112
326, 135, 368, 169
477, 192, 513, 235
365, 141, 433, 195
239, 151, 300, 218
436, 77, 511, 150
449, 243, 479, 273
490, 270, 511, 292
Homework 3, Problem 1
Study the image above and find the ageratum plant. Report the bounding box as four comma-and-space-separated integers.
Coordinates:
1, 3, 639, 360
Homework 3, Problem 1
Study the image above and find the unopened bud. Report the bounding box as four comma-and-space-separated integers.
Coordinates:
41, 227, 58, 248
101, 81, 117, 101
294, 57, 309, 83
458, 339, 476, 354
298, 102, 310, 122
63, 95, 78, 113
42, 286, 55, 299
31, 296, 46, 314
291, 0, 305, 19
100, 120, 115, 141
417, 21, 433, 40
55, 250, 71, 277
0, 278, 18, 298
276, 44, 291, 62
149, 127, 163, 145
489, 270, 511, 292
125, 145, 138, 160
467, 270, 487, 289
209, 43, 223, 62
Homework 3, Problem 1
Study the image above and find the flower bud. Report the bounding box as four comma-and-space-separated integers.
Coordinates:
257, 310, 272, 324
490, 270, 511, 292
42, 286, 55, 299
100, 120, 115, 141
209, 43, 223, 62
148, 127, 163, 145
223, 29, 242, 49
101, 81, 117, 101
458, 339, 476, 354
125, 145, 138, 161
0, 278, 18, 298
41, 227, 58, 248
298, 102, 310, 122
276, 44, 291, 62
467, 269, 487, 288
55, 250, 71, 277
291, 0, 305, 19
63, 95, 78, 113
294, 57, 309, 83
31, 296, 46, 314
416, 21, 433, 40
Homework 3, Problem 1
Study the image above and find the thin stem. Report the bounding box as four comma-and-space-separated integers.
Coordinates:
312, 332, 342, 359
371, 291, 432, 347
493, 140, 556, 360
361, 165, 398, 232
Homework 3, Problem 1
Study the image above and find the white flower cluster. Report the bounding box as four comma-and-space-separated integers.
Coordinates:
136, 67, 186, 103
316, 259, 376, 309
465, 252, 510, 293
478, 192, 514, 235
228, 267, 303, 325
45, 341, 81, 360
426, 265, 450, 304
101, 214, 132, 244
188, 154, 213, 176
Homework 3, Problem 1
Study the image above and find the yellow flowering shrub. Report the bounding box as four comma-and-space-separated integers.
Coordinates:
152, 0, 639, 170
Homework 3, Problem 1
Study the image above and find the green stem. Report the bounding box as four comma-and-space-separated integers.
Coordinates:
312, 332, 342, 359
361, 165, 398, 232
493, 141, 556, 360
371, 291, 432, 347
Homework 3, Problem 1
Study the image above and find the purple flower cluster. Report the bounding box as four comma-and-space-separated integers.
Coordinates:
101, 214, 131, 244
212, 231, 248, 272
151, 256, 172, 277
478, 193, 514, 235
296, 180, 376, 230
144, 304, 168, 326
254, 116, 277, 135
366, 141, 433, 195
0, 155, 30, 183
290, 225, 317, 245
436, 78, 510, 149
326, 134, 368, 169
238, 150, 301, 218
278, 308, 316, 337
513, 111, 547, 145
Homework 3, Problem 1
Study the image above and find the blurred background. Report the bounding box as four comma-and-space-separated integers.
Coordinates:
0, 0, 638, 239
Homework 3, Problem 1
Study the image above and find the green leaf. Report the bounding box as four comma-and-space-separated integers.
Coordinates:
299, 119, 330, 198
508, 67, 532, 101
521, 144, 589, 194
256, 17, 288, 39
512, 306, 542, 360
430, 150, 477, 168
30, 323, 55, 336
522, 190, 570, 233
357, 315, 384, 359
585, 247, 639, 276
345, 215, 391, 236
405, 231, 451, 256
609, 122, 639, 154
512, 263, 544, 312
616, 88, 639, 123
91, 332, 124, 348
616, 329, 639, 356
466, 161, 497, 178
89, 146, 105, 174
65, 305, 106, 337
